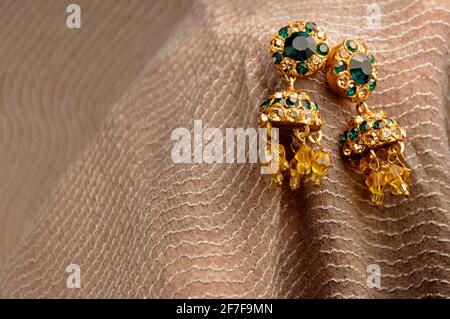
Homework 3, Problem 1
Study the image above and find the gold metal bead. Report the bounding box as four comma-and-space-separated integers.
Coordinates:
270, 21, 330, 82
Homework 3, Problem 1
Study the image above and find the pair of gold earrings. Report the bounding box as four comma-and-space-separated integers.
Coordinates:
258, 21, 411, 206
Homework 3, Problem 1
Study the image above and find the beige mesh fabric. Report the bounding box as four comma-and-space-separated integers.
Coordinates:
0, 0, 449, 298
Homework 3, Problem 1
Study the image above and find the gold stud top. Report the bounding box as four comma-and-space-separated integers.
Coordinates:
325, 38, 378, 104
270, 21, 329, 82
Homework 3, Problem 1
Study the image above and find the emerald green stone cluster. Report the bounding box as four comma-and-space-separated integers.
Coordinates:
260, 93, 319, 111
258, 90, 322, 129
340, 111, 406, 156
341, 119, 389, 142
270, 21, 329, 79
328, 39, 378, 102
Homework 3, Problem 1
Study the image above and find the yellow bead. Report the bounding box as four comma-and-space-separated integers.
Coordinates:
385, 164, 409, 196
402, 167, 412, 184
366, 171, 384, 204
295, 145, 312, 175
311, 150, 331, 175
308, 150, 331, 186
390, 175, 409, 196
391, 181, 409, 196
370, 192, 384, 206
366, 171, 383, 192
384, 164, 404, 183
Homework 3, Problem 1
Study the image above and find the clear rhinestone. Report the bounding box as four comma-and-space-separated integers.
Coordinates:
355, 116, 364, 124
260, 113, 268, 122
290, 109, 299, 118
304, 110, 313, 124
382, 128, 392, 139
288, 95, 298, 105
375, 112, 384, 120
354, 142, 364, 152
312, 55, 321, 65
274, 92, 282, 99
392, 127, 402, 139
317, 30, 326, 40
385, 118, 394, 126
370, 131, 379, 141
337, 74, 349, 88
358, 86, 369, 99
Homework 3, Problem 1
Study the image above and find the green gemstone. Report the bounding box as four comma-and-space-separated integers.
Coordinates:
373, 120, 385, 129
260, 99, 271, 109
301, 99, 311, 109
348, 128, 358, 140
340, 132, 348, 142
368, 78, 377, 91
286, 96, 297, 106
345, 39, 357, 52
305, 21, 317, 33
333, 61, 346, 74
350, 53, 372, 84
347, 83, 356, 97
272, 98, 283, 105
316, 43, 329, 56
284, 32, 316, 62
369, 54, 375, 64
359, 121, 369, 132
296, 62, 308, 75
272, 52, 284, 64
312, 101, 319, 110
278, 27, 289, 39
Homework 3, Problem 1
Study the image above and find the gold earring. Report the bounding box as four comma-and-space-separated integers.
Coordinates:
258, 21, 331, 191
325, 38, 411, 205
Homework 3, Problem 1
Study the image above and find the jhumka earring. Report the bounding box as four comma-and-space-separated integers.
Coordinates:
325, 38, 411, 205
258, 21, 331, 190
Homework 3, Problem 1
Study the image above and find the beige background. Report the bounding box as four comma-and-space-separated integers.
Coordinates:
0, 0, 449, 298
